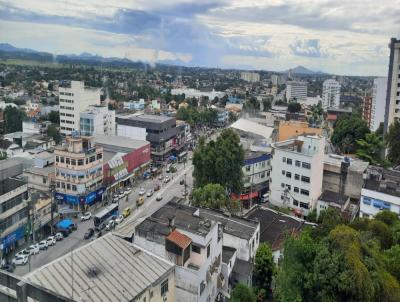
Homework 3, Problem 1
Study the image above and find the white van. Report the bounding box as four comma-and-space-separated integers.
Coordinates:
262, 193, 269, 203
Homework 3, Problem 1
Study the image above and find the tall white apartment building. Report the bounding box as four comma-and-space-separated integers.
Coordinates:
59, 81, 101, 135
322, 79, 341, 110
384, 38, 400, 133
270, 135, 325, 216
371, 77, 388, 131
286, 81, 307, 101
241, 72, 260, 83
80, 105, 115, 136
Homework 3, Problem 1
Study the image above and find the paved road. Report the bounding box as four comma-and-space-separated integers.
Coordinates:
14, 157, 194, 276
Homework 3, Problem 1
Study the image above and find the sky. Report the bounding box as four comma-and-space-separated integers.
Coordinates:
0, 0, 399, 76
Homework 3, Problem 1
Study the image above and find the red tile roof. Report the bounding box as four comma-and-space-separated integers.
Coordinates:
166, 229, 192, 249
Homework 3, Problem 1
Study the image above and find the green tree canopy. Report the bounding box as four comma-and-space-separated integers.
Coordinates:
48, 111, 60, 124
47, 125, 61, 144
386, 120, 400, 166
4, 106, 26, 133
287, 102, 301, 113
253, 243, 274, 292
192, 183, 228, 209
231, 284, 256, 302
355, 132, 385, 165
331, 115, 370, 154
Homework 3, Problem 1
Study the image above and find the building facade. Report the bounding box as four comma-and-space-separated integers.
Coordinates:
79, 105, 115, 136
59, 81, 101, 135
270, 135, 325, 217
241, 72, 260, 83
384, 38, 400, 133
54, 135, 104, 209
362, 96, 373, 128
322, 79, 341, 110
123, 99, 145, 110
371, 77, 388, 131
286, 81, 308, 101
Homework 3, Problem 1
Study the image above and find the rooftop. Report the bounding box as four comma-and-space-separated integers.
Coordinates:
319, 190, 348, 205
166, 229, 192, 249
25, 234, 174, 302
118, 114, 173, 123
25, 165, 54, 177
199, 208, 259, 240
246, 206, 307, 251
232, 259, 253, 277
93, 135, 148, 152
136, 201, 217, 238
230, 118, 274, 140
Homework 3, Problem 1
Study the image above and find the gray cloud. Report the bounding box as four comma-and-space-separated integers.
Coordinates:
290, 39, 326, 58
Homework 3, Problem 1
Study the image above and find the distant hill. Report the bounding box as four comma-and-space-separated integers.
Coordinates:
286, 65, 326, 75
0, 43, 40, 54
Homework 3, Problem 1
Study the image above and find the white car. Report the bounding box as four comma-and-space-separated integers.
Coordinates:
118, 190, 125, 198
125, 187, 132, 195
55, 232, 64, 241
81, 212, 92, 221
106, 220, 115, 231
156, 194, 163, 201
16, 249, 30, 258
112, 195, 119, 203
115, 215, 124, 224
164, 176, 170, 183
47, 236, 56, 246
146, 189, 154, 197
158, 174, 163, 180
12, 255, 28, 266
27, 244, 39, 255
139, 187, 146, 195
38, 240, 48, 250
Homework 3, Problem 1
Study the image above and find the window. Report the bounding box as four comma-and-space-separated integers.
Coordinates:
246, 165, 251, 171
286, 184, 291, 190
97, 153, 102, 160
286, 172, 292, 178
192, 244, 201, 254
90, 156, 96, 163
295, 160, 301, 167
286, 158, 292, 165
281, 195, 284, 200
300, 202, 309, 209
207, 244, 211, 258
282, 170, 285, 175
294, 187, 299, 193
55, 156, 59, 162
60, 157, 65, 163
282, 157, 286, 163
260, 172, 265, 178
78, 159, 84, 166
302, 162, 311, 169
161, 279, 169, 296
42, 177, 47, 184
71, 159, 76, 165
294, 174, 300, 180
72, 185, 77, 191
281, 183, 285, 188
301, 176, 310, 183
293, 199, 299, 206
150, 291, 153, 298
66, 158, 70, 165
66, 184, 71, 190
300, 189, 309, 196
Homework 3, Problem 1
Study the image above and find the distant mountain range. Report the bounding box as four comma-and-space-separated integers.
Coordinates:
0, 43, 327, 75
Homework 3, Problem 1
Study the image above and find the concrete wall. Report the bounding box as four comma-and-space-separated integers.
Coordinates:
117, 125, 147, 141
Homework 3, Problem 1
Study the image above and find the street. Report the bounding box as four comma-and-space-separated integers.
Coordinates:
14, 158, 194, 276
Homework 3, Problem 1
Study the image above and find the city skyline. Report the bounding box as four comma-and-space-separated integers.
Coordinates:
0, 0, 399, 76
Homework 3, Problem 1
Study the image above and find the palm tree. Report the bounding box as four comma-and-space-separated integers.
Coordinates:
355, 132, 385, 165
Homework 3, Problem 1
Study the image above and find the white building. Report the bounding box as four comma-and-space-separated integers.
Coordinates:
123, 99, 145, 110
134, 201, 223, 302
322, 79, 341, 110
79, 105, 115, 136
59, 81, 100, 135
360, 166, 400, 218
270, 135, 325, 216
384, 38, 400, 133
286, 81, 307, 101
371, 77, 388, 131
241, 72, 260, 83
171, 88, 226, 100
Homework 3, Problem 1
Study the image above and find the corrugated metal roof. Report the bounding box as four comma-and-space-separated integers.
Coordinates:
25, 234, 174, 302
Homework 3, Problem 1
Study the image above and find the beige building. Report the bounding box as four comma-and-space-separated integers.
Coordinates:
54, 135, 104, 209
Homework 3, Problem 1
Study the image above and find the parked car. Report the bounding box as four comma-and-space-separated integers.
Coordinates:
118, 190, 125, 198
81, 212, 92, 221
106, 220, 115, 231
164, 176, 170, 183
27, 244, 40, 255
166, 165, 171, 173
146, 189, 154, 197
139, 187, 146, 195
55, 232, 64, 241
16, 249, 30, 258
1, 263, 15, 272
115, 215, 124, 224
95, 223, 106, 232
123, 207, 132, 218
137, 196, 144, 207
112, 194, 119, 202
12, 255, 28, 266
158, 174, 163, 180
125, 187, 132, 195
47, 236, 56, 246
84, 228, 95, 240
156, 194, 163, 201
38, 240, 48, 250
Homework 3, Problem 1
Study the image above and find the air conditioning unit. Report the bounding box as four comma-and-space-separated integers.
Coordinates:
163, 295, 167, 302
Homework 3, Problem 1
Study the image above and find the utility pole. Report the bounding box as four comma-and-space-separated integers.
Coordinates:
50, 183, 55, 235
184, 173, 187, 203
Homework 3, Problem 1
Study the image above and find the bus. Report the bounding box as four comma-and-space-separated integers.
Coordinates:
93, 203, 119, 227
178, 151, 187, 163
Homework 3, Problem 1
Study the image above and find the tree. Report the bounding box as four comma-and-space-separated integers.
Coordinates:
192, 183, 228, 209
287, 102, 301, 113
384, 245, 400, 281
231, 284, 256, 302
331, 115, 370, 154
4, 106, 25, 133
193, 128, 244, 193
47, 125, 61, 144
386, 120, 400, 166
355, 132, 385, 165
48, 111, 60, 124
253, 243, 274, 292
